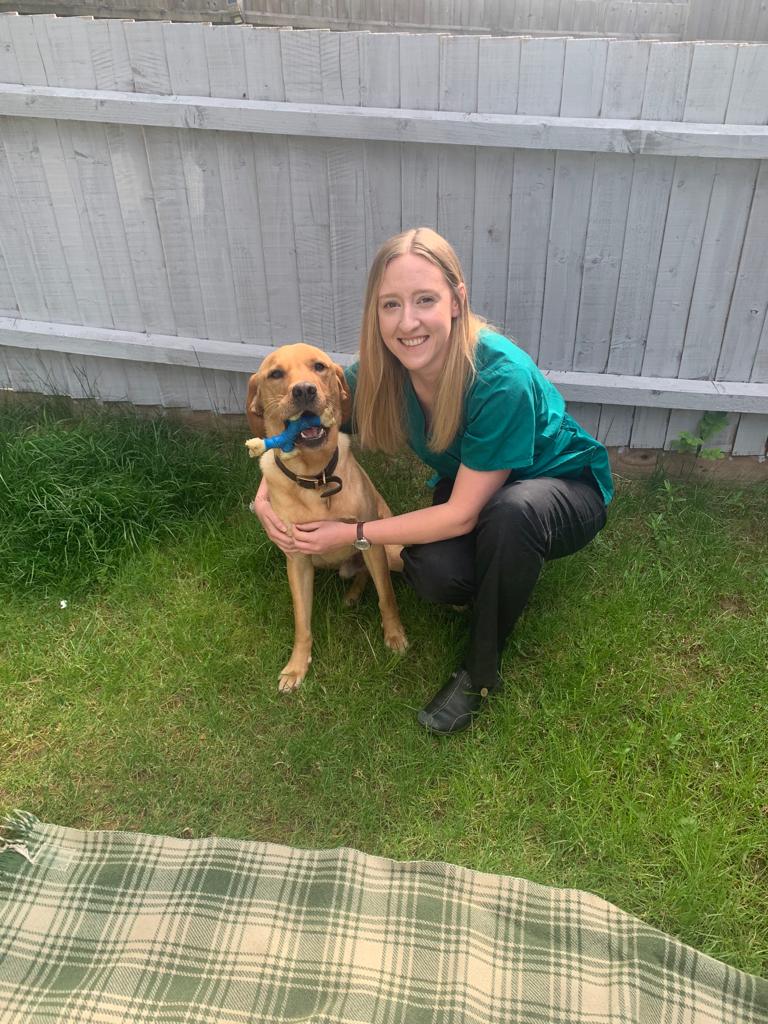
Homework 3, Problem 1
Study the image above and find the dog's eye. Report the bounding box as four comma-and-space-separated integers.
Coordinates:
313, 362, 327, 372
267, 369, 284, 380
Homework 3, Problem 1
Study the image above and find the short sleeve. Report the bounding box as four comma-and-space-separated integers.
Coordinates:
344, 362, 358, 400
341, 362, 359, 434
460, 368, 537, 472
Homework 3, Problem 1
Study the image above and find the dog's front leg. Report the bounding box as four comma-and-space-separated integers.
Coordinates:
362, 547, 408, 653
280, 554, 315, 692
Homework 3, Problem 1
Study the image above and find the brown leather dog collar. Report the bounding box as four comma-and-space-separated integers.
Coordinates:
274, 447, 343, 499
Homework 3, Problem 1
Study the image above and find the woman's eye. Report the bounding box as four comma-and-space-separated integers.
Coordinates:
267, 369, 284, 380
418, 296, 435, 305
382, 301, 398, 310
313, 362, 327, 372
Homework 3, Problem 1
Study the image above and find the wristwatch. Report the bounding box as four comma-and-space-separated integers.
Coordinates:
354, 522, 371, 551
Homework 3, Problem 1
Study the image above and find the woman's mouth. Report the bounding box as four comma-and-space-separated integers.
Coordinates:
399, 336, 428, 348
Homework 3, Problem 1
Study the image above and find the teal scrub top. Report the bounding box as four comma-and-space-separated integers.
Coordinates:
345, 329, 614, 505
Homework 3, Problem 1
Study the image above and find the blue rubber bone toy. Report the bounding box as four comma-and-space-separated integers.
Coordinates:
245, 409, 335, 461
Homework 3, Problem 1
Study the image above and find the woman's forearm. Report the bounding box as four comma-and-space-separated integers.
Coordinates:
362, 502, 476, 547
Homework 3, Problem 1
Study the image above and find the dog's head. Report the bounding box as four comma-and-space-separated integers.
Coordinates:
246, 343, 352, 452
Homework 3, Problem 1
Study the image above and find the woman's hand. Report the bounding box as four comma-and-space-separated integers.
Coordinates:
292, 520, 356, 556
250, 482, 298, 555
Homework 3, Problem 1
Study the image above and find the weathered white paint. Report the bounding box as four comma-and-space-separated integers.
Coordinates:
1, 0, 765, 43
3, 316, 766, 412
506, 37, 565, 360
4, 84, 768, 157
1, 19, 767, 456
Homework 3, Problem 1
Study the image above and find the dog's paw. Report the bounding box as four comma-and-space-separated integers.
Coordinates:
278, 670, 304, 693
384, 627, 409, 653
245, 437, 266, 458
278, 656, 311, 693
343, 569, 368, 607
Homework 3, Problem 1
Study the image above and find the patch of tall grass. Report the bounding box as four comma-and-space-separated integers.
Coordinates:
0, 398, 248, 593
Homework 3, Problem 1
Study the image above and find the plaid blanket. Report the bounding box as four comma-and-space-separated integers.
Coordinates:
1, 812, 765, 1024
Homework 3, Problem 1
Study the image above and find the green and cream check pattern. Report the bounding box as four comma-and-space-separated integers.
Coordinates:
1, 812, 766, 1023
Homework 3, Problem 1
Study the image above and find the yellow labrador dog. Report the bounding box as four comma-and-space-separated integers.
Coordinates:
246, 343, 408, 692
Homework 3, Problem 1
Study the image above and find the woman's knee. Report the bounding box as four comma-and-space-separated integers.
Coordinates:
478, 480, 547, 538
478, 476, 607, 560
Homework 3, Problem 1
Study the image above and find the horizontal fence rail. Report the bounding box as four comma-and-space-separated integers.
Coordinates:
0, 16, 767, 457
4, 315, 767, 414
2, 84, 768, 158
6, 313, 768, 413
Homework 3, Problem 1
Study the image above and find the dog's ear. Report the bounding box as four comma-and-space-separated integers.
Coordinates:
246, 372, 265, 436
333, 363, 352, 426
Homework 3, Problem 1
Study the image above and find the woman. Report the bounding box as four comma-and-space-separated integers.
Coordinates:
254, 228, 613, 735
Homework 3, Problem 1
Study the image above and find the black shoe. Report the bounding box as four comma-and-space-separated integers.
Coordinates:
417, 669, 500, 736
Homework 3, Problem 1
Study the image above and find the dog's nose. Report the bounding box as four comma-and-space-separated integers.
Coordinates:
292, 382, 317, 405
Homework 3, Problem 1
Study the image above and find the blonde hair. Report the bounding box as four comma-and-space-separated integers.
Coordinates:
355, 227, 486, 454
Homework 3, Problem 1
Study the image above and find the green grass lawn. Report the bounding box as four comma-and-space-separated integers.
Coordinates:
1, 397, 767, 976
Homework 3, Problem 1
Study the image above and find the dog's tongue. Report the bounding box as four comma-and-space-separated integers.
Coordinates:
300, 426, 323, 439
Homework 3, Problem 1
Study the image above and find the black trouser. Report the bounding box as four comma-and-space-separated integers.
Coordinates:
401, 473, 608, 687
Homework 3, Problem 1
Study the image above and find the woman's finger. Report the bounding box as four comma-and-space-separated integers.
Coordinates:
293, 522, 319, 534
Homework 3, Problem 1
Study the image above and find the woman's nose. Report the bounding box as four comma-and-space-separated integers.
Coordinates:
398, 304, 420, 330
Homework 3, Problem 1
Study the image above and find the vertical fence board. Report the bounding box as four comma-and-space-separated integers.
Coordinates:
89, 17, 174, 408
2, 12, 46, 84
94, 22, 175, 335
124, 19, 196, 407
281, 29, 336, 348
0, 137, 49, 321
586, 41, 649, 446
38, 17, 141, 326
507, 36, 565, 360
204, 25, 270, 344
635, 42, 737, 450
400, 32, 440, 230
124, 22, 204, 343
1, 37, 78, 326
609, 42, 690, 448
471, 36, 519, 334
437, 34, 479, 281
361, 32, 402, 267
244, 27, 302, 342
0, 17, 47, 335
6, 16, 104, 401
665, 41, 760, 451
574, 47, 638, 372
539, 38, 607, 381
717, 162, 768, 387
0, 251, 17, 316
202, 23, 268, 411
323, 31, 368, 353
725, 42, 768, 454
164, 23, 239, 347
548, 36, 610, 434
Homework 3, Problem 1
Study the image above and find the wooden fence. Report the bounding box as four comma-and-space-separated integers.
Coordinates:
1, 1, 767, 43
0, 16, 767, 455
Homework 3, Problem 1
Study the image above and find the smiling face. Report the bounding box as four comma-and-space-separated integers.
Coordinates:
377, 253, 464, 387
246, 343, 351, 453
